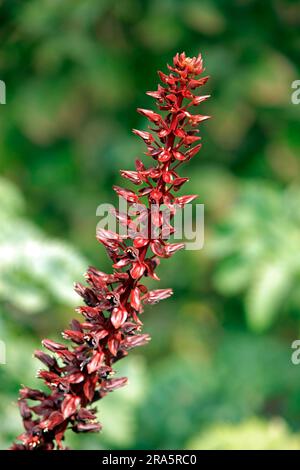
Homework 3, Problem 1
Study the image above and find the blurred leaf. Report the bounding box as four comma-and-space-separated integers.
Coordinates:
246, 51, 296, 106
211, 182, 300, 331
245, 262, 291, 332
187, 418, 300, 450
0, 178, 87, 313
182, 0, 226, 35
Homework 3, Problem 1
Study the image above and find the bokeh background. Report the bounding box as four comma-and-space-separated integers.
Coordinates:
1, 0, 300, 450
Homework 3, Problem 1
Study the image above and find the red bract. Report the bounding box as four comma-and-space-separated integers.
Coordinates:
144, 289, 173, 304
11, 52, 210, 451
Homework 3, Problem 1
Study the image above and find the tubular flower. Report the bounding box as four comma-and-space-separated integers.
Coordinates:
11, 52, 210, 450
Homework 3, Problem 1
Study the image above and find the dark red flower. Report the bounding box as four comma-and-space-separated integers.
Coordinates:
11, 52, 210, 451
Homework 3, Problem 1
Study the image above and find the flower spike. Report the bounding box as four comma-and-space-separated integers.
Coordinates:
11, 52, 210, 450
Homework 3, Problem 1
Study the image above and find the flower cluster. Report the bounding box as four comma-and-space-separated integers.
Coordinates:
11, 52, 210, 450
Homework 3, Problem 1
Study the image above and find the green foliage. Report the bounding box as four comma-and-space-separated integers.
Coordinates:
188, 418, 300, 450
1, 0, 300, 450
212, 183, 300, 331
0, 178, 87, 313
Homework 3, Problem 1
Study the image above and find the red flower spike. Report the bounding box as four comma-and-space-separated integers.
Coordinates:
11, 52, 210, 450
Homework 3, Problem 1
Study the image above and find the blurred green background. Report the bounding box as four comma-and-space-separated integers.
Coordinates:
1, 0, 300, 450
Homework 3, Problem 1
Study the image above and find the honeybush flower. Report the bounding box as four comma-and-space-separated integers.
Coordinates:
11, 52, 210, 451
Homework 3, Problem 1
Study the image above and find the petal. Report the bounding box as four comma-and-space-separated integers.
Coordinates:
67, 372, 85, 384
42, 339, 66, 352
133, 237, 148, 248
173, 150, 186, 161
96, 227, 124, 242
61, 395, 81, 419
132, 129, 154, 144
87, 350, 105, 374
76, 422, 102, 432
62, 330, 84, 344
107, 336, 120, 356
189, 76, 209, 89
120, 170, 142, 185
83, 378, 95, 402
137, 108, 162, 124
165, 242, 185, 257
112, 185, 139, 203
192, 95, 210, 105
103, 377, 128, 392
174, 195, 197, 206
130, 262, 146, 279
41, 411, 64, 431
113, 258, 130, 268
144, 288, 173, 304
34, 350, 56, 368
150, 240, 166, 257
185, 143, 202, 160
130, 287, 141, 311
158, 149, 171, 162
123, 334, 151, 349
172, 177, 189, 190
111, 306, 128, 329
